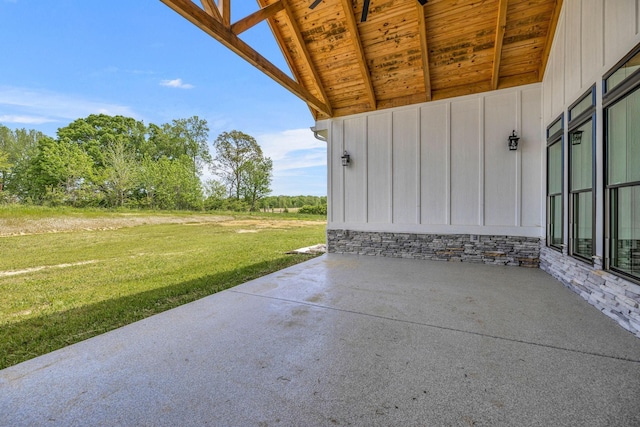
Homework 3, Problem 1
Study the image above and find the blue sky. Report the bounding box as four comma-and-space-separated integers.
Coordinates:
0, 0, 327, 196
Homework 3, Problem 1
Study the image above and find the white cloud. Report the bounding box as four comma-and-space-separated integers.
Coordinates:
256, 128, 326, 170
0, 115, 56, 124
0, 85, 137, 124
204, 128, 327, 195
160, 78, 194, 89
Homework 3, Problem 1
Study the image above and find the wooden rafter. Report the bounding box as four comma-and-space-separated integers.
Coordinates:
416, 2, 431, 102
279, 0, 332, 116
231, 1, 283, 35
539, 0, 564, 79
219, 0, 230, 27
339, 0, 376, 110
200, 0, 222, 21
161, 0, 331, 116
491, 0, 508, 90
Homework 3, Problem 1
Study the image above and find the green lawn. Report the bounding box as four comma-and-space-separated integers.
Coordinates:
0, 209, 326, 369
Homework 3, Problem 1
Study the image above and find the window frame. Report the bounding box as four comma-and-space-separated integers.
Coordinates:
603, 44, 640, 284
567, 86, 596, 263
546, 114, 564, 251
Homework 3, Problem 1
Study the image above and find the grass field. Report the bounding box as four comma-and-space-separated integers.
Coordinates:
0, 206, 326, 369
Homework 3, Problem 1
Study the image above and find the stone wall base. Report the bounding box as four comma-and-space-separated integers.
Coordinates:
540, 245, 640, 338
327, 230, 540, 267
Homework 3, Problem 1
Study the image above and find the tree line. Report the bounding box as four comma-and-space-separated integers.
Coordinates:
0, 114, 326, 213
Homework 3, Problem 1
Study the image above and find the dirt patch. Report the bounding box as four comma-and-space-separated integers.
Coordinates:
0, 260, 98, 277
219, 219, 321, 229
0, 215, 231, 237
0, 215, 323, 237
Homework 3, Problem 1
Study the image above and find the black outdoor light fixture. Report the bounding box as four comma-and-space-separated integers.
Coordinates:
571, 130, 583, 145
508, 130, 520, 151
341, 150, 351, 166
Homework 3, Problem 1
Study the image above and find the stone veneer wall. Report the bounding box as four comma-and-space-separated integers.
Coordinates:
540, 244, 640, 338
327, 230, 540, 267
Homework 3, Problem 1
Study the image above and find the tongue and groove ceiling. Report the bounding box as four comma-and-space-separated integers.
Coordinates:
161, 0, 563, 120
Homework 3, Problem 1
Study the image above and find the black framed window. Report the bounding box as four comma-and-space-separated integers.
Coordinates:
546, 115, 563, 250
568, 87, 596, 262
604, 43, 640, 282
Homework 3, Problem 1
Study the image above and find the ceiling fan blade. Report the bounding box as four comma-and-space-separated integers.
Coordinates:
361, 0, 371, 22
309, 0, 323, 9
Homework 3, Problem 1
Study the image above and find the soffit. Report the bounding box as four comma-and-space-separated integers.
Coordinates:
161, 0, 563, 120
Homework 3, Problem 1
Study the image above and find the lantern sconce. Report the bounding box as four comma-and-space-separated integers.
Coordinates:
341, 150, 351, 167
571, 130, 583, 145
508, 130, 520, 151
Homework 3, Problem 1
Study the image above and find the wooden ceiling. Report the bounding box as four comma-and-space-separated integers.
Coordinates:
161, 0, 563, 120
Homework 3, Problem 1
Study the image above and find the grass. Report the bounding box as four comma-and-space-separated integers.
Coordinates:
0, 207, 326, 369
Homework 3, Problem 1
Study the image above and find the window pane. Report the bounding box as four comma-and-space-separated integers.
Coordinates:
573, 191, 592, 259
611, 186, 640, 279
550, 195, 563, 247
606, 50, 640, 93
570, 120, 593, 191
547, 141, 562, 195
607, 87, 640, 185
547, 118, 562, 138
570, 91, 594, 119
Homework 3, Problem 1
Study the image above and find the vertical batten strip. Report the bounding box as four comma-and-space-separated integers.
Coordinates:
416, 107, 422, 224
364, 116, 369, 223
390, 113, 395, 224
446, 102, 451, 225
479, 97, 485, 226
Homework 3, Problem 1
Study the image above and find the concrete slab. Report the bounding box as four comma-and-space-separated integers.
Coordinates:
1, 254, 640, 426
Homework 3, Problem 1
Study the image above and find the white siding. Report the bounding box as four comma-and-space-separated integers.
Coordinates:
367, 113, 392, 223
541, 0, 640, 257
544, 0, 640, 122
327, 84, 544, 237
420, 103, 449, 225
343, 117, 367, 223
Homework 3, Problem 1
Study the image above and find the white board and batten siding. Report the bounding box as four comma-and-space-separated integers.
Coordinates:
543, 0, 640, 123
326, 84, 544, 238
542, 0, 640, 255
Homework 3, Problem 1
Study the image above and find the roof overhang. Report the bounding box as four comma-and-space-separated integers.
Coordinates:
161, 0, 563, 120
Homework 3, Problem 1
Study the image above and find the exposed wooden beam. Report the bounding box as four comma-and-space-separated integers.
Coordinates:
416, 2, 431, 102
161, 0, 331, 116
231, 1, 284, 35
219, 0, 230, 27
539, 0, 564, 80
200, 0, 222, 22
339, 0, 376, 110
491, 0, 508, 90
278, 0, 333, 116
256, 0, 329, 119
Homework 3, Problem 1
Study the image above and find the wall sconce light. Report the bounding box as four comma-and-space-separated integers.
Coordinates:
341, 150, 351, 167
508, 130, 520, 151
571, 130, 583, 145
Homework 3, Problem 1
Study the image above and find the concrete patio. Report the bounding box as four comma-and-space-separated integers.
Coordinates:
2, 254, 640, 426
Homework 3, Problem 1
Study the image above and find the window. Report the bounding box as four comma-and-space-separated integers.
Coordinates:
604, 43, 640, 282
568, 87, 596, 262
546, 116, 563, 250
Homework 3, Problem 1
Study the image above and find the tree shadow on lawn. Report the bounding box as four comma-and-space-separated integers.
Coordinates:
0, 254, 317, 370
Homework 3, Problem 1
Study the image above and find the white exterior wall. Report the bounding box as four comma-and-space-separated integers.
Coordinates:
325, 84, 544, 238
542, 0, 640, 259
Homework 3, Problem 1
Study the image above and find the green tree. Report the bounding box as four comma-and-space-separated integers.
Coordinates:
241, 157, 273, 211
102, 141, 138, 207
28, 137, 94, 205
57, 114, 147, 167
170, 116, 211, 173
212, 130, 263, 199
